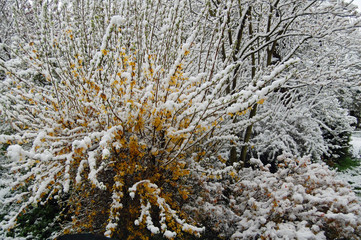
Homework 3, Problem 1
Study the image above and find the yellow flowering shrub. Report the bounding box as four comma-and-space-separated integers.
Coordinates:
0, 1, 299, 239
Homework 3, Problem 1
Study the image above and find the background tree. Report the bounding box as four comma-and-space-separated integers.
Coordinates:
250, 5, 361, 165
201, 0, 361, 166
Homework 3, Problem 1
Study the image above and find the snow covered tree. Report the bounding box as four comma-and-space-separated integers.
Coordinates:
185, 0, 361, 167
232, 0, 361, 165
339, 86, 361, 129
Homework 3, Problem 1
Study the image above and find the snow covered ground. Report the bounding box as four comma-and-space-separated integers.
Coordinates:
336, 131, 361, 196
350, 131, 361, 159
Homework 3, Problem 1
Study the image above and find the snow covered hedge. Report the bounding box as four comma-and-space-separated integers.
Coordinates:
187, 154, 361, 239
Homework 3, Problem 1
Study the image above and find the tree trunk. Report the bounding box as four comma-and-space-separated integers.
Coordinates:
240, 105, 257, 167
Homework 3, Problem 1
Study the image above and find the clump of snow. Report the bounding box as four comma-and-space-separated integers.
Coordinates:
87, 151, 106, 190
163, 230, 176, 239
7, 145, 26, 161
129, 192, 135, 199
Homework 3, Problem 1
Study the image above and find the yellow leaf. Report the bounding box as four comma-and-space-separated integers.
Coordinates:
257, 99, 265, 104
101, 49, 109, 55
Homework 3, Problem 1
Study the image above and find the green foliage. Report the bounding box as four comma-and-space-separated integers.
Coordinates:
7, 200, 61, 240
321, 122, 353, 160
333, 155, 360, 172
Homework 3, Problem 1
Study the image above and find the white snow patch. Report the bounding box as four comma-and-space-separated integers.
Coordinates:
350, 131, 361, 158
163, 230, 176, 239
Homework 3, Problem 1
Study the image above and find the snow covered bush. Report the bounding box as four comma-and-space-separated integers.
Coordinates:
0, 1, 206, 238
188, 154, 361, 239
